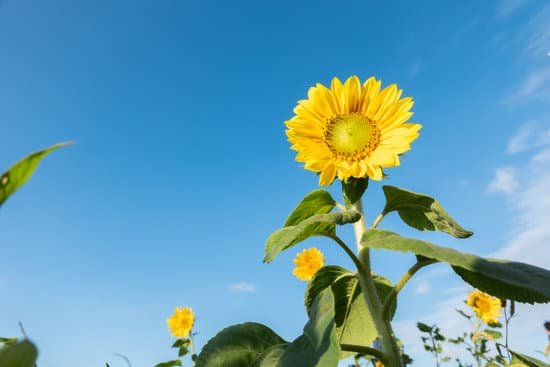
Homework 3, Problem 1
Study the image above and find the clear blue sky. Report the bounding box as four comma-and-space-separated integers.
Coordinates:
1, 0, 549, 366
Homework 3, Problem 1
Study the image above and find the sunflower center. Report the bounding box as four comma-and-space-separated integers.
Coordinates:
323, 114, 380, 160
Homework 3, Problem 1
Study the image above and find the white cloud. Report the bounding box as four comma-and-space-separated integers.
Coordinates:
524, 4, 550, 56
414, 279, 431, 295
507, 121, 550, 153
497, 0, 528, 17
488, 167, 519, 194
228, 282, 256, 293
507, 66, 550, 102
532, 148, 550, 163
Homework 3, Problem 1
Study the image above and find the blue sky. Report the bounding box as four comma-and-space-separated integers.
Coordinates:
1, 0, 549, 365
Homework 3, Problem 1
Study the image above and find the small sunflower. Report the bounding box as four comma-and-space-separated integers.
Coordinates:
285, 76, 421, 185
293, 247, 325, 281
167, 306, 195, 338
466, 290, 502, 325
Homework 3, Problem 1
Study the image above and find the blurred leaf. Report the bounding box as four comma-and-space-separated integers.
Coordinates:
381, 186, 473, 238
304, 266, 395, 358
509, 350, 550, 367
172, 339, 190, 348
0, 142, 73, 207
416, 322, 433, 333
154, 360, 182, 367
0, 337, 18, 346
284, 190, 335, 227
264, 211, 360, 263
195, 323, 286, 367
0, 340, 38, 367
362, 230, 550, 304
482, 330, 503, 340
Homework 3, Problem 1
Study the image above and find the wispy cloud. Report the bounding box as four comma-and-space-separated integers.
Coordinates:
524, 4, 550, 56
228, 282, 256, 293
506, 66, 550, 102
507, 121, 550, 153
497, 0, 528, 17
488, 167, 519, 194
413, 279, 431, 295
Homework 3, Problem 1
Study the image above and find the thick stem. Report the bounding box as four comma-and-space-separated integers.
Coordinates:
351, 200, 403, 367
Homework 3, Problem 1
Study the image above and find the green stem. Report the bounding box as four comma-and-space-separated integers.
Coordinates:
371, 213, 384, 229
328, 235, 366, 275
341, 344, 388, 363
351, 200, 403, 367
382, 259, 438, 319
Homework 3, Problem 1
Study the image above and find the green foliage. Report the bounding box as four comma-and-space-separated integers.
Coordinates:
362, 230, 550, 303
196, 289, 340, 367
260, 288, 340, 367
509, 350, 550, 367
381, 186, 473, 238
284, 190, 336, 227
304, 265, 396, 355
0, 142, 73, 207
154, 360, 183, 367
0, 340, 38, 367
264, 211, 361, 263
341, 178, 369, 206
194, 323, 286, 367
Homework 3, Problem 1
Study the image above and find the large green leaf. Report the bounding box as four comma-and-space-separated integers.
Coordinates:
304, 266, 395, 356
264, 211, 361, 263
194, 322, 286, 367
509, 350, 550, 367
284, 190, 336, 227
381, 186, 473, 238
256, 288, 340, 367
362, 230, 550, 304
0, 340, 38, 367
0, 142, 73, 207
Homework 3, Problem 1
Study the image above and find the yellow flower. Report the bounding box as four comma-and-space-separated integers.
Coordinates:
285, 76, 421, 186
293, 247, 325, 281
466, 290, 502, 324
375, 362, 385, 367
167, 307, 195, 338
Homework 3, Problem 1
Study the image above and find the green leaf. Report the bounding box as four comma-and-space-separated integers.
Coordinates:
172, 338, 191, 348
0, 337, 18, 346
268, 288, 340, 367
381, 186, 473, 238
482, 330, 503, 340
195, 322, 286, 367
0, 340, 38, 367
509, 350, 550, 367
304, 266, 395, 357
0, 142, 73, 207
341, 178, 369, 206
284, 190, 336, 227
264, 211, 361, 263
416, 322, 434, 333
154, 360, 182, 367
362, 229, 550, 304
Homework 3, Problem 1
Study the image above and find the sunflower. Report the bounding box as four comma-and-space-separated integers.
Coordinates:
466, 290, 502, 325
285, 76, 421, 185
293, 247, 325, 281
167, 306, 195, 338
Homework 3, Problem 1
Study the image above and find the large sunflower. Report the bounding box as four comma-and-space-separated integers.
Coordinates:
285, 76, 421, 185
